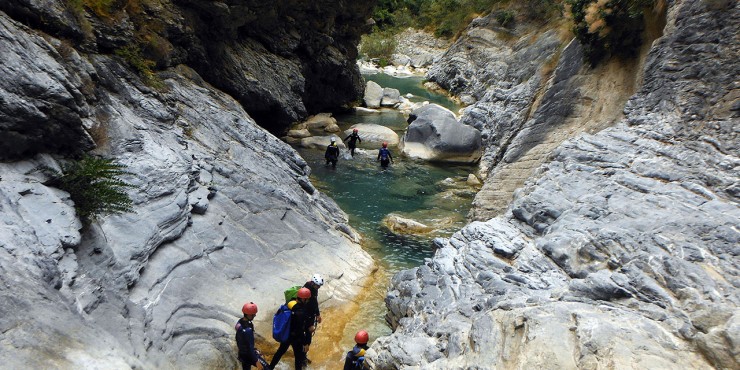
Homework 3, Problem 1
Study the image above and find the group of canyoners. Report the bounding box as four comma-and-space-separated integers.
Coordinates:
324, 129, 394, 168
235, 274, 370, 369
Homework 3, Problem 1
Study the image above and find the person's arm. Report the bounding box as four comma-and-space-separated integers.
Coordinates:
357, 135, 362, 143
344, 134, 351, 142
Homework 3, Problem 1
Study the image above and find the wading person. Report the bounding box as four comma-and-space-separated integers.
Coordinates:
235, 302, 267, 369
377, 142, 393, 168
325, 137, 340, 168
344, 128, 362, 157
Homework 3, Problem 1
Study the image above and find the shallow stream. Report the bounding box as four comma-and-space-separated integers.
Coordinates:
272, 74, 475, 369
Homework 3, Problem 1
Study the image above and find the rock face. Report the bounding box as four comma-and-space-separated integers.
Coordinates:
401, 104, 482, 163
0, 9, 373, 369
344, 124, 400, 146
392, 28, 450, 69
370, 0, 739, 369
0, 0, 376, 137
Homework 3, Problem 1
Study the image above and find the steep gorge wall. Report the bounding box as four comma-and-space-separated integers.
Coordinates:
0, 1, 377, 368
370, 0, 738, 368
0, 0, 376, 156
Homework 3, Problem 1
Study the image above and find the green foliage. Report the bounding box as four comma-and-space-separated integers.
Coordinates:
495, 10, 516, 27
369, 0, 565, 40
42, 156, 134, 223
359, 29, 398, 61
65, 0, 116, 17
115, 45, 164, 89
566, 0, 653, 65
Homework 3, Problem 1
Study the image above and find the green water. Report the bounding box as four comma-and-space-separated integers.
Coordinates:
363, 74, 460, 112
294, 74, 474, 358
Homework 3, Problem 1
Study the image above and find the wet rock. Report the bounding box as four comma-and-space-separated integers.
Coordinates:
382, 214, 433, 235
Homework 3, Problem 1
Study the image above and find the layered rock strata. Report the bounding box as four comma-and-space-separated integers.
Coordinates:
370, 0, 739, 368
0, 6, 373, 369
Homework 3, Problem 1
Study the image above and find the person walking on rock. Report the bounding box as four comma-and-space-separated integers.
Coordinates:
269, 288, 313, 369
343, 330, 370, 370
235, 302, 268, 369
344, 128, 362, 157
302, 274, 323, 363
377, 142, 394, 168
325, 137, 340, 168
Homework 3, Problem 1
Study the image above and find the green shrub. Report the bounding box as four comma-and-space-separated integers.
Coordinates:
566, 0, 653, 65
42, 156, 134, 223
65, 0, 117, 17
359, 29, 398, 61
496, 10, 516, 27
115, 45, 165, 89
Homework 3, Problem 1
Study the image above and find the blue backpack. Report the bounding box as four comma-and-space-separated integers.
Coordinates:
272, 303, 292, 343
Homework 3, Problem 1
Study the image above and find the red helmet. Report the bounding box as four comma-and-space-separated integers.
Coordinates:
354, 330, 369, 344
382, 142, 388, 148
242, 302, 258, 315
353, 128, 358, 132
297, 287, 311, 299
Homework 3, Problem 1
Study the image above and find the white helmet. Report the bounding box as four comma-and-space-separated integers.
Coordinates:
312, 273, 324, 286
330, 136, 336, 142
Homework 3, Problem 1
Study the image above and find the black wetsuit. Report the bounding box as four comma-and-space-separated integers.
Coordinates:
343, 344, 369, 370
344, 132, 362, 156
325, 143, 339, 168
235, 318, 259, 369
302, 281, 320, 324
377, 147, 393, 168
269, 300, 313, 370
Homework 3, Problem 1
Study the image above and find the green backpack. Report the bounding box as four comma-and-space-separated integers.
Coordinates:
283, 285, 303, 303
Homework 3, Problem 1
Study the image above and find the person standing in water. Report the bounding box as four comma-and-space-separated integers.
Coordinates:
377, 142, 393, 168
235, 302, 267, 369
325, 136, 340, 168
343, 128, 362, 157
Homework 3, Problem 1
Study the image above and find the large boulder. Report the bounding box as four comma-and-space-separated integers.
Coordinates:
364, 80, 383, 108
343, 124, 400, 146
401, 104, 482, 163
381, 87, 401, 107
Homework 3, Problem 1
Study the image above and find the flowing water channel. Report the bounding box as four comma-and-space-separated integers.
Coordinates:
270, 74, 476, 369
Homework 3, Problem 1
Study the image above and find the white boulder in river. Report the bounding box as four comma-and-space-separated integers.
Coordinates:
343, 123, 400, 146
400, 104, 482, 163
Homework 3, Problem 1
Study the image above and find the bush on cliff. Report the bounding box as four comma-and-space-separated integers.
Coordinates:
42, 156, 134, 223
565, 0, 655, 64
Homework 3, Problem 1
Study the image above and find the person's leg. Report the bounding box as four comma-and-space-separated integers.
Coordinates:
269, 341, 290, 368
291, 341, 307, 369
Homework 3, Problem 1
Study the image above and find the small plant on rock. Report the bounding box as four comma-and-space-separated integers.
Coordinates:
115, 44, 165, 89
41, 156, 134, 223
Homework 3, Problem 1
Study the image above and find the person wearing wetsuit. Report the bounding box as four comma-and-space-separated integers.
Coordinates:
344, 128, 362, 157
325, 137, 340, 168
269, 288, 313, 370
235, 302, 266, 370
377, 142, 393, 168
343, 330, 370, 370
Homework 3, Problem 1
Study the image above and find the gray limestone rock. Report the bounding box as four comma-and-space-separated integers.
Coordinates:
371, 0, 739, 368
364, 80, 383, 108
0, 13, 373, 369
401, 104, 482, 163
